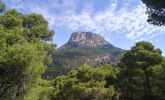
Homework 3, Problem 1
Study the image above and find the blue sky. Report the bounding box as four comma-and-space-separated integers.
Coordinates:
3, 0, 165, 55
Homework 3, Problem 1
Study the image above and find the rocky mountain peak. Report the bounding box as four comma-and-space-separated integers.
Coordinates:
68, 32, 111, 48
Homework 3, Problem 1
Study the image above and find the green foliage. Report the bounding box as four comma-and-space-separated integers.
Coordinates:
22, 13, 54, 41
24, 79, 54, 100
24, 86, 53, 100
118, 41, 163, 100
0, 3, 55, 99
42, 66, 71, 80
51, 47, 123, 68
148, 58, 165, 99
141, 0, 165, 26
0, 14, 21, 29
0, 0, 5, 14
52, 64, 116, 100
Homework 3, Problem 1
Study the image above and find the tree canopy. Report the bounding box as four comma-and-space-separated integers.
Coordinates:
0, 3, 55, 99
118, 41, 163, 100
0, 0, 5, 14
141, 0, 165, 26
52, 64, 118, 100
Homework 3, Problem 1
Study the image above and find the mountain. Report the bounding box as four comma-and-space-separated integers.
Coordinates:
43, 32, 124, 79
51, 32, 124, 68
59, 32, 113, 49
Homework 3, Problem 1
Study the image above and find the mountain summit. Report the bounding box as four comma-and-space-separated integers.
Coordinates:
51, 32, 123, 68
68, 32, 111, 48
44, 32, 124, 78
59, 32, 114, 50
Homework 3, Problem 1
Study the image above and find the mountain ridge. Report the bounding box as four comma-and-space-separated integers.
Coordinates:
51, 32, 124, 68
44, 32, 124, 79
58, 32, 116, 50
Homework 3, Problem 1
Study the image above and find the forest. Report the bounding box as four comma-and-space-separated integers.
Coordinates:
0, 0, 165, 100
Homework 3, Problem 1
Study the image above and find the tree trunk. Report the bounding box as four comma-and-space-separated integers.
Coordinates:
130, 76, 134, 100
144, 68, 152, 100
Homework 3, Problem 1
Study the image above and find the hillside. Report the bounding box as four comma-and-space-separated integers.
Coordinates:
43, 32, 123, 79
51, 32, 124, 68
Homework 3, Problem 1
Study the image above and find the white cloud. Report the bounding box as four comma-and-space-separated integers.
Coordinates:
5, 0, 165, 42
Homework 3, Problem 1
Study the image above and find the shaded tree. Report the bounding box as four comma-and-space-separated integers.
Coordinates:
148, 58, 165, 99
141, 0, 165, 26
0, 0, 5, 14
118, 41, 163, 100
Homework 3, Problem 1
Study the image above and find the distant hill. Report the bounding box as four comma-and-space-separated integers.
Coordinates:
43, 32, 124, 79
51, 32, 124, 68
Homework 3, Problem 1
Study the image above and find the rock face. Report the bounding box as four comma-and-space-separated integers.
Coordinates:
68, 32, 111, 48
51, 32, 124, 68
59, 32, 114, 50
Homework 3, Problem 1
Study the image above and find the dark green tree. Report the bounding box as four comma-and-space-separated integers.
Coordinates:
0, 0, 5, 14
148, 58, 165, 99
141, 0, 165, 26
118, 41, 163, 100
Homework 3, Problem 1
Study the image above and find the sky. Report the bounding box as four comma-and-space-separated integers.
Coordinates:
3, 0, 165, 56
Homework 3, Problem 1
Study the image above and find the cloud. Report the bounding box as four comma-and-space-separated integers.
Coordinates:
4, 0, 165, 42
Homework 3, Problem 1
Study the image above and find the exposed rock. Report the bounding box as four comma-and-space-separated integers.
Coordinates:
51, 32, 124, 68
59, 32, 114, 50
68, 32, 111, 48
44, 32, 124, 79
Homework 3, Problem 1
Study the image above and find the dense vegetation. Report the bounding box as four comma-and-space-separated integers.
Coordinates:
52, 64, 118, 100
51, 47, 123, 68
0, 0, 165, 100
141, 0, 165, 26
44, 46, 123, 79
118, 41, 164, 100
0, 0, 54, 99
